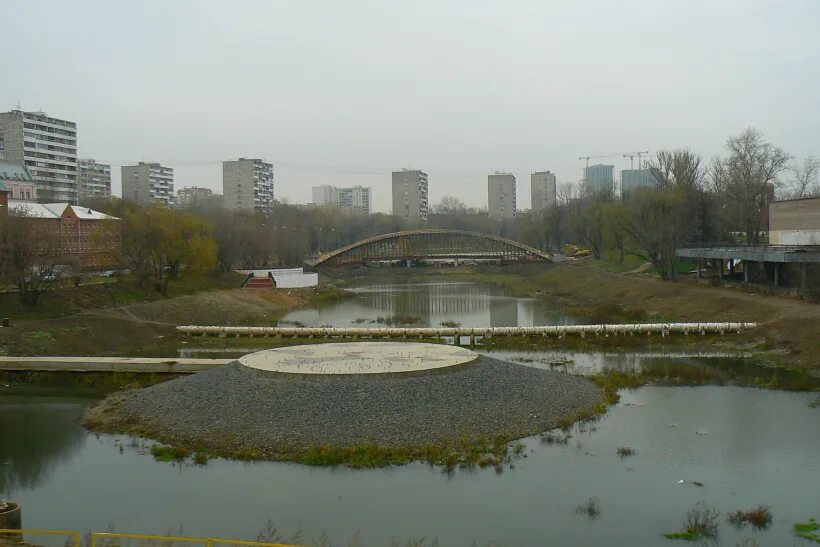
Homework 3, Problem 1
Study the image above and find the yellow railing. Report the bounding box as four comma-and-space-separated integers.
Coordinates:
0, 529, 79, 547
0, 530, 298, 547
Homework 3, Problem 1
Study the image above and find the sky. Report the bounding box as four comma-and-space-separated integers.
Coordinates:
2, 0, 819, 212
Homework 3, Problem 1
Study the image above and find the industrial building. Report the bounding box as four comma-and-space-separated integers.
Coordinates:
677, 197, 820, 292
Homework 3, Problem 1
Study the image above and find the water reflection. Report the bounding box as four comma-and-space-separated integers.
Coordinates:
0, 401, 87, 492
281, 281, 578, 328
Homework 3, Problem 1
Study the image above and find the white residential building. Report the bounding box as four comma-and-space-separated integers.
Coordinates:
78, 159, 112, 200
392, 169, 428, 224
312, 185, 339, 207
121, 162, 175, 207
488, 172, 516, 221
0, 109, 78, 202
531, 171, 557, 213
223, 158, 274, 212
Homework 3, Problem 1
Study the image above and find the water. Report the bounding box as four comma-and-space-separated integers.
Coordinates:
2, 383, 819, 546
279, 280, 579, 328
3, 281, 820, 546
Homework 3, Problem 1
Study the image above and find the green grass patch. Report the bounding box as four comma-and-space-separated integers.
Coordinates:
794, 518, 820, 543
309, 286, 351, 306
150, 444, 190, 462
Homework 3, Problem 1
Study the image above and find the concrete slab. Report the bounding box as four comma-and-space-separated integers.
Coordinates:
239, 342, 479, 375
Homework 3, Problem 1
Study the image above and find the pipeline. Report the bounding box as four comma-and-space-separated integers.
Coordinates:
176, 322, 757, 340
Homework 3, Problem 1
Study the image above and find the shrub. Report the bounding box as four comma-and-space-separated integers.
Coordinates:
664, 502, 720, 541
727, 506, 772, 530
574, 498, 600, 520
616, 446, 636, 457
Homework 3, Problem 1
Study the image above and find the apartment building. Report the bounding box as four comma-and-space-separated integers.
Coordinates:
121, 162, 175, 206
176, 186, 214, 209
488, 172, 516, 222
531, 171, 557, 213
223, 158, 274, 212
312, 185, 372, 214
78, 159, 112, 200
0, 109, 78, 203
584, 164, 614, 196
392, 169, 428, 224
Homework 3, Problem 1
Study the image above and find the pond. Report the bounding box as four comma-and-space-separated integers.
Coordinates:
3, 281, 819, 546
278, 280, 580, 328
2, 376, 819, 546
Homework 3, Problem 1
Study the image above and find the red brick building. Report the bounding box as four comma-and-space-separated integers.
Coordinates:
5, 200, 120, 269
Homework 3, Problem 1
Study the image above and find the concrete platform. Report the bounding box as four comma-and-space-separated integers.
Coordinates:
0, 356, 231, 373
239, 342, 479, 375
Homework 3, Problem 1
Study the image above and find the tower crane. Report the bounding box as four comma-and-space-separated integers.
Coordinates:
577, 153, 623, 170
623, 151, 650, 170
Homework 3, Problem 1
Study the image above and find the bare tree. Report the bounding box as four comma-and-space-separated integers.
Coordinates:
711, 128, 790, 243
784, 156, 820, 199
0, 210, 63, 304
433, 195, 469, 215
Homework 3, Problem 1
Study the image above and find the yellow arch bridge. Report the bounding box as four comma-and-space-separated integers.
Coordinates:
306, 229, 552, 267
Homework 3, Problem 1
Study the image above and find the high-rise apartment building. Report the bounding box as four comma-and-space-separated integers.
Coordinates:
0, 109, 78, 202
313, 185, 372, 215
121, 162, 175, 206
176, 186, 214, 209
222, 158, 274, 212
392, 169, 428, 224
312, 185, 339, 207
620, 168, 655, 197
337, 186, 371, 215
488, 173, 516, 222
531, 171, 557, 213
78, 159, 112, 200
584, 164, 614, 196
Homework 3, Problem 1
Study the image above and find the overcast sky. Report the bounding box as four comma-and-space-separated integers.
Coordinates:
3, 0, 819, 211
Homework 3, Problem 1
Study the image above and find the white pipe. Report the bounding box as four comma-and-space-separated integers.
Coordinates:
177, 322, 756, 338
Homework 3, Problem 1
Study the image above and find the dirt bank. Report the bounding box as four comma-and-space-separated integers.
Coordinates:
0, 286, 311, 357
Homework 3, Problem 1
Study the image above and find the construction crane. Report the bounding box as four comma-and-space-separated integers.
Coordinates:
623, 151, 650, 170
577, 153, 623, 169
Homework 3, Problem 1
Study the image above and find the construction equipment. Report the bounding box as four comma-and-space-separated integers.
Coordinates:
564, 244, 590, 258
623, 151, 650, 169
577, 153, 623, 169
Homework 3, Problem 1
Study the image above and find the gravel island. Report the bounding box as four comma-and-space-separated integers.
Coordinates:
86, 347, 603, 467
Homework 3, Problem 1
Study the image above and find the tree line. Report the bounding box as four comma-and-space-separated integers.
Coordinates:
1, 127, 816, 303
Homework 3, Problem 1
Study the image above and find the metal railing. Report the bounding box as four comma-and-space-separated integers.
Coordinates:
0, 530, 298, 547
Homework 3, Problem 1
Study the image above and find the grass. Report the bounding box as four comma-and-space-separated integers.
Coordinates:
794, 518, 820, 543
309, 286, 351, 306
374, 314, 424, 326
150, 444, 190, 462
664, 502, 721, 542
440, 320, 461, 328
727, 506, 772, 530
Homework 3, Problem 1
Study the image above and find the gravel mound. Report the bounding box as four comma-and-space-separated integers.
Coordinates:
105, 355, 602, 454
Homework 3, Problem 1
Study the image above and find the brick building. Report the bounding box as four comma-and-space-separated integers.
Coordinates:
5, 201, 120, 269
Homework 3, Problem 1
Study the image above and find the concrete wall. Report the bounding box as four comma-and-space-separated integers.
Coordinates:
769, 197, 820, 245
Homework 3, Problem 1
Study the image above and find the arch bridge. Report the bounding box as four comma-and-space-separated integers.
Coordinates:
307, 229, 552, 267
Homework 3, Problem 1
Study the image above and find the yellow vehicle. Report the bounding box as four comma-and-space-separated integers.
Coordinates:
564, 244, 591, 257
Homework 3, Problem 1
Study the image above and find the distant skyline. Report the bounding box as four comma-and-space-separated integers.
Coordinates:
3, 0, 818, 212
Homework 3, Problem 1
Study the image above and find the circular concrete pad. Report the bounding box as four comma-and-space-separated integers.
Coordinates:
239, 342, 478, 375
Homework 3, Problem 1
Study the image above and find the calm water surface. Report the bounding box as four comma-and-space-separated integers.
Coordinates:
3, 281, 820, 546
